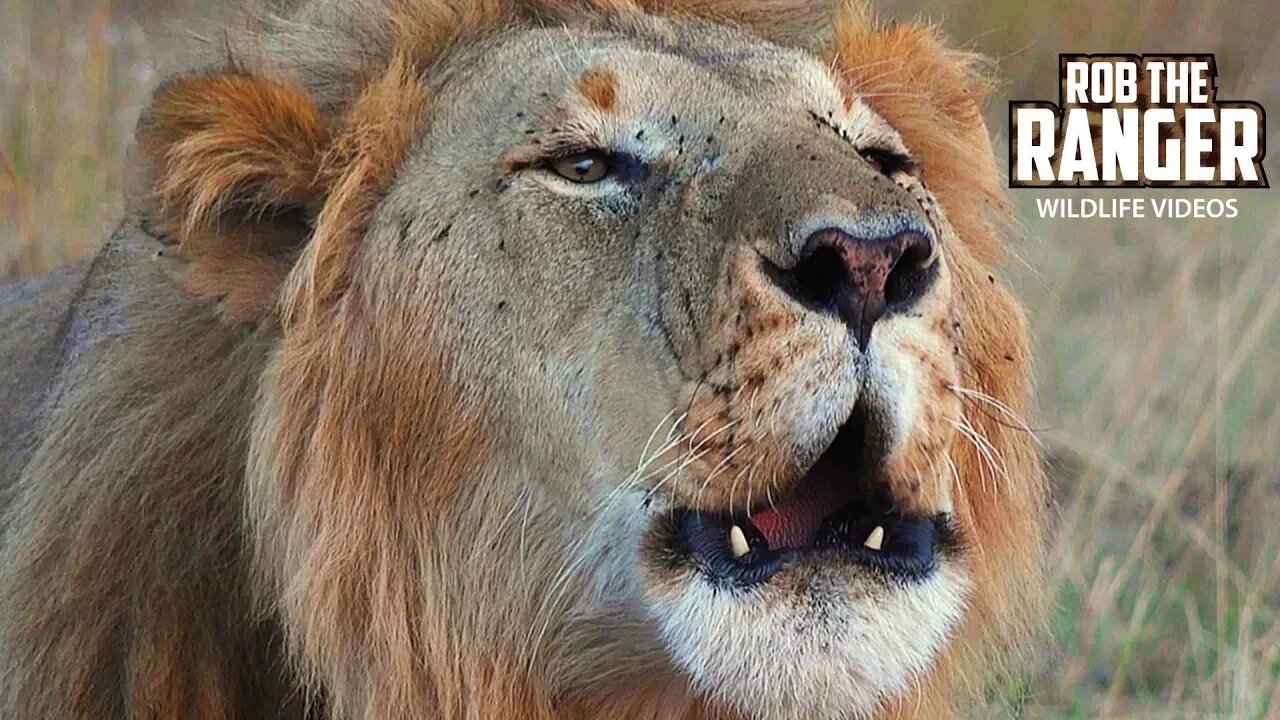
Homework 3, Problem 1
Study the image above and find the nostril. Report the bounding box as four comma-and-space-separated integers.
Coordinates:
790, 245, 847, 314
883, 234, 935, 309
766, 227, 938, 349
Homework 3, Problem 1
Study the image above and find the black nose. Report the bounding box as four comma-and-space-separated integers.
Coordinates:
785, 227, 937, 349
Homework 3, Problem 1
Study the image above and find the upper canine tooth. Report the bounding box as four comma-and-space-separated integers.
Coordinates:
729, 525, 750, 558
864, 526, 885, 551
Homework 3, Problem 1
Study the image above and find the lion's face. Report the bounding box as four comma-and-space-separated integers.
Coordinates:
362, 18, 970, 718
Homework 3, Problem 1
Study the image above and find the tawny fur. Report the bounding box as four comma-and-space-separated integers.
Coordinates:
0, 1, 1047, 718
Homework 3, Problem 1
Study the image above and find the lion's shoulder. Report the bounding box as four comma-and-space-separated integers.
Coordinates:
0, 220, 297, 718
0, 262, 91, 486
0, 225, 170, 477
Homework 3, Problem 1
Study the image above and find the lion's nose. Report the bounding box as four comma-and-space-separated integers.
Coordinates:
786, 227, 937, 350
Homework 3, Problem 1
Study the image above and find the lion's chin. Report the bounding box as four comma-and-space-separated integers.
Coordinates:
639, 530, 970, 720
643, 555, 969, 720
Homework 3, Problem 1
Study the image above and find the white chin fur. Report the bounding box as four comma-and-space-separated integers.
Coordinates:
647, 563, 970, 720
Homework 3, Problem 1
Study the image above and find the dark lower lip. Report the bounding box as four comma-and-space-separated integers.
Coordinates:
667, 508, 959, 588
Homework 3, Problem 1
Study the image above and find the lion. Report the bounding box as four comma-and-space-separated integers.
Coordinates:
0, 1, 1048, 718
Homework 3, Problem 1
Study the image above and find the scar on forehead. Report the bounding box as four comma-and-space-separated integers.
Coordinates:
576, 68, 618, 112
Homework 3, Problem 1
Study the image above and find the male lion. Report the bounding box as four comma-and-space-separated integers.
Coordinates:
0, 1, 1048, 718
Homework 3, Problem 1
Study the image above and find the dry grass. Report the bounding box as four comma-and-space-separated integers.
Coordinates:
2, 0, 1277, 717
1, 0, 152, 276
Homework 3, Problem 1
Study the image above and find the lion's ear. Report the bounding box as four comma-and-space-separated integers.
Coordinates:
823, 7, 1010, 262
134, 68, 332, 320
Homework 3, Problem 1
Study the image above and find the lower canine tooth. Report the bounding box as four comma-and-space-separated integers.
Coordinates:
864, 526, 885, 551
729, 525, 750, 558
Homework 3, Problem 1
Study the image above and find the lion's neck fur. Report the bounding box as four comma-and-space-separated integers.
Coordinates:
0, 224, 308, 717
0, 223, 718, 719
243, 274, 720, 717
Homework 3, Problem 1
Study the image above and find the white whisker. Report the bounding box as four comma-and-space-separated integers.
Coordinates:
947, 384, 1043, 447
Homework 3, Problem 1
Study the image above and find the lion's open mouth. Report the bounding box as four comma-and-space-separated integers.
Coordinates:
667, 408, 957, 586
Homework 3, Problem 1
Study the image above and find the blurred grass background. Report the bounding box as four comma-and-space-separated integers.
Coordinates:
2, 0, 1277, 717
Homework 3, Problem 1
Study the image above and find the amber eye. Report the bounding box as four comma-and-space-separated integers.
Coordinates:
550, 151, 611, 183
858, 147, 915, 178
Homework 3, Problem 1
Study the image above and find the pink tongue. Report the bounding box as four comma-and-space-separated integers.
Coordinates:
748, 467, 851, 549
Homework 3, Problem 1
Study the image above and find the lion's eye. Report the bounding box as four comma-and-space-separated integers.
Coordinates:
858, 147, 915, 178
863, 152, 884, 174
550, 151, 611, 183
